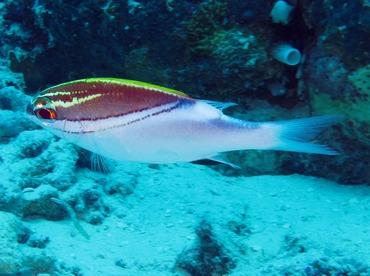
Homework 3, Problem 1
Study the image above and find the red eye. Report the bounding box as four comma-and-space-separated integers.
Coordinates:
35, 108, 57, 120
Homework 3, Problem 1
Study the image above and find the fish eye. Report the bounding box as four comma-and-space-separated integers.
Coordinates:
35, 108, 57, 120
32, 97, 57, 121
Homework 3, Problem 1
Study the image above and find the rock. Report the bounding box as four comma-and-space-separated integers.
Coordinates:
1, 129, 78, 190
0, 86, 30, 111
0, 109, 36, 139
174, 220, 237, 275
20, 184, 65, 220
0, 211, 22, 274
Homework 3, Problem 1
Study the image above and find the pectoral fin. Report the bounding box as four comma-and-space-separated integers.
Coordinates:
91, 153, 113, 173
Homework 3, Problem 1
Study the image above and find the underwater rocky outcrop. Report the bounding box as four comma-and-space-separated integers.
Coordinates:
174, 220, 237, 275
1, 0, 368, 183
0, 211, 56, 274
0, 2, 369, 274
300, 0, 370, 183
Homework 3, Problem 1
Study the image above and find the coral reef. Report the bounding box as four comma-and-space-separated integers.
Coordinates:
0, 211, 23, 273
0, 1, 368, 181
304, 0, 370, 70
174, 220, 237, 275
0, 211, 56, 274
0, 60, 24, 90
185, 0, 229, 54
0, 1, 369, 272
300, 0, 370, 183
1, 0, 191, 91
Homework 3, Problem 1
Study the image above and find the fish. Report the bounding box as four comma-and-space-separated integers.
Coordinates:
26, 78, 341, 167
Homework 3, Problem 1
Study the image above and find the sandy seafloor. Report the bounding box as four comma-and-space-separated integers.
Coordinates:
16, 162, 370, 275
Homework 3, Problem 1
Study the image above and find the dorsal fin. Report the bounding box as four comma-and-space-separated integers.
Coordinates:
200, 100, 237, 111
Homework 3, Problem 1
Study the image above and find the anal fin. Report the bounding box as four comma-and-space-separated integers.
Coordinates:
191, 154, 240, 169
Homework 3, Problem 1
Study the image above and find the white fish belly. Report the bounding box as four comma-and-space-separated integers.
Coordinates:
81, 101, 275, 163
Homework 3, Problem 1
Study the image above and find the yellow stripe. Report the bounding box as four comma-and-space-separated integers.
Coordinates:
46, 78, 189, 98
52, 93, 102, 108
88, 78, 189, 97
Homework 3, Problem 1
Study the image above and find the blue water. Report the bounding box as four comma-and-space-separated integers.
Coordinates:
0, 0, 369, 275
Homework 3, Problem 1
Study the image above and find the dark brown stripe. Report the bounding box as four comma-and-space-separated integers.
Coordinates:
62, 100, 185, 134
41, 80, 194, 121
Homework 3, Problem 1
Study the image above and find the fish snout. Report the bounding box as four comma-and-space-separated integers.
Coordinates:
26, 101, 34, 116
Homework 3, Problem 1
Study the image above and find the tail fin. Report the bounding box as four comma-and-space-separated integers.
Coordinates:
270, 115, 344, 155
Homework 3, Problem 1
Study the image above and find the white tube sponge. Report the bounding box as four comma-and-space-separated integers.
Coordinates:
271, 44, 301, 66
270, 0, 294, 25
